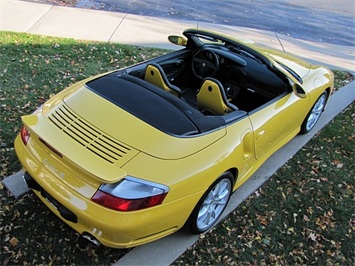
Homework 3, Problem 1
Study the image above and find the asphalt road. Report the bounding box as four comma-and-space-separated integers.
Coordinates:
61, 0, 355, 46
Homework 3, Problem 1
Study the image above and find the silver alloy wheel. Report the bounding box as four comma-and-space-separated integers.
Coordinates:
196, 177, 232, 231
305, 93, 327, 132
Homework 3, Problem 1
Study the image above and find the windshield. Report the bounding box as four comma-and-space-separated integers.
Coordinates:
274, 60, 303, 84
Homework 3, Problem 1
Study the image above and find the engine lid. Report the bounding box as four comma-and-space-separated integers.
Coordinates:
62, 86, 226, 160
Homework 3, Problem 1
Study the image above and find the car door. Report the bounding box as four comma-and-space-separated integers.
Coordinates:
249, 91, 308, 159
156, 49, 192, 81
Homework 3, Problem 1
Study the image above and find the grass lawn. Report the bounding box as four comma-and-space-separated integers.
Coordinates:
174, 102, 354, 265
0, 32, 354, 265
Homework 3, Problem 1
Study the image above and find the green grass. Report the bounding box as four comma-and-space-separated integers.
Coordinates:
0, 32, 354, 265
0, 31, 167, 265
174, 104, 354, 265
0, 31, 167, 177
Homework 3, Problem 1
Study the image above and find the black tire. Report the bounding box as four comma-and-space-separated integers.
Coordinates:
300, 91, 328, 134
189, 172, 233, 234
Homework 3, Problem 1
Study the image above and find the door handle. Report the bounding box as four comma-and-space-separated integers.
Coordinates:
256, 130, 265, 139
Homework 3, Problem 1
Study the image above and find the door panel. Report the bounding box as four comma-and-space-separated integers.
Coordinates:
161, 58, 186, 80
249, 92, 308, 159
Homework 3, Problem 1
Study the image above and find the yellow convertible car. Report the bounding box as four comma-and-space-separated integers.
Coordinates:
15, 28, 334, 248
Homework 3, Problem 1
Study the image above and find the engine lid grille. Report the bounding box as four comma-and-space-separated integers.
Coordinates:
48, 104, 134, 164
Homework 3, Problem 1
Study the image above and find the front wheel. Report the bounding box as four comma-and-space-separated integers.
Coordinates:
189, 172, 233, 234
300, 91, 328, 134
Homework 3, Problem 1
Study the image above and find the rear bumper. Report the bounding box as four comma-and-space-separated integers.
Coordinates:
14, 135, 200, 248
24, 172, 78, 223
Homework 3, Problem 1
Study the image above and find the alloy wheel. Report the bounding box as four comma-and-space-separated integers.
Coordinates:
196, 177, 232, 231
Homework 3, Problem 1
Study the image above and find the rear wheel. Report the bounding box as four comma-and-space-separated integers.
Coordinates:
300, 91, 327, 134
189, 172, 233, 233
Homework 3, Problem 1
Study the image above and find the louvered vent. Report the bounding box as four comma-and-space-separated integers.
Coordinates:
48, 104, 131, 164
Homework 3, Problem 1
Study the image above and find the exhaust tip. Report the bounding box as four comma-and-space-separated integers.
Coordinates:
81, 233, 102, 247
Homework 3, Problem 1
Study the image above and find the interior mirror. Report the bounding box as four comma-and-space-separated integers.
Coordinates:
168, 35, 187, 46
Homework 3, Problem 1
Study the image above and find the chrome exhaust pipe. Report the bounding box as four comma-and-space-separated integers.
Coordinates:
81, 233, 101, 247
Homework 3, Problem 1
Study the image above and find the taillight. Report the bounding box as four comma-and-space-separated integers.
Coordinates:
92, 190, 167, 211
20, 126, 30, 145
92, 177, 169, 211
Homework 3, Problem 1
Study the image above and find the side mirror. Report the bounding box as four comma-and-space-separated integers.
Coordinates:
293, 83, 307, 98
168, 35, 187, 46
287, 77, 306, 98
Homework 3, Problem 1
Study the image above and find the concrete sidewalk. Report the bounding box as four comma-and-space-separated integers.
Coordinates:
1, 0, 355, 265
1, 0, 354, 72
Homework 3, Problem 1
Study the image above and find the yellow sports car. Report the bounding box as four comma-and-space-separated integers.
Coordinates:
15, 28, 334, 248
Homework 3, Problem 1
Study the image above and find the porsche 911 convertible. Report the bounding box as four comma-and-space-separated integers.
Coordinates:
15, 28, 334, 248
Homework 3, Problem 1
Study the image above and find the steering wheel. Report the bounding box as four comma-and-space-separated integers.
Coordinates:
192, 48, 219, 79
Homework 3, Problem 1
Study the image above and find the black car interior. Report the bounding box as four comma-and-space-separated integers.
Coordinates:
111, 30, 291, 121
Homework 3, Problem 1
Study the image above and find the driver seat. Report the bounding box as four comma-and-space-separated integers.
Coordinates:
144, 63, 182, 97
197, 78, 238, 115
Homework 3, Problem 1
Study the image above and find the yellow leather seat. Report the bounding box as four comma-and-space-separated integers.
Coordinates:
197, 78, 237, 115
144, 63, 182, 97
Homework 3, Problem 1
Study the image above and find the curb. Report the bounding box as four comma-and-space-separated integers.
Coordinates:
114, 81, 354, 265
2, 82, 354, 266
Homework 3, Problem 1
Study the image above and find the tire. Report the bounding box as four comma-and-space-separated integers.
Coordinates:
300, 91, 328, 134
189, 172, 233, 234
